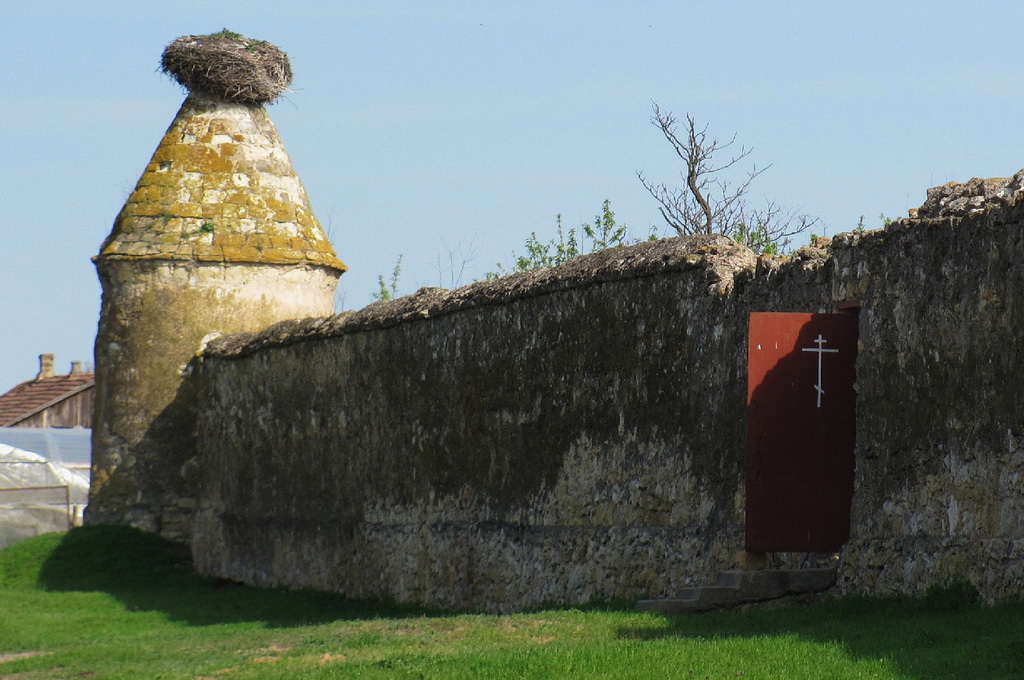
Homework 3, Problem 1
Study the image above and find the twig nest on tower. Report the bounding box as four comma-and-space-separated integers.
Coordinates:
160, 30, 292, 105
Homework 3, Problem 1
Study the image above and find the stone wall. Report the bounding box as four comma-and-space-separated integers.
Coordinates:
90, 259, 338, 539
832, 193, 1024, 599
189, 185, 1024, 609
190, 235, 835, 610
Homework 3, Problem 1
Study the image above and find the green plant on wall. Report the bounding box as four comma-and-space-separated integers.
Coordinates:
489, 200, 657, 277
372, 255, 403, 301
184, 221, 215, 238
731, 220, 783, 255
372, 200, 656, 300
506, 215, 580, 273
853, 213, 892, 234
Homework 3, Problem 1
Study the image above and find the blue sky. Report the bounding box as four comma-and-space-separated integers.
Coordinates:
2, 1, 1022, 392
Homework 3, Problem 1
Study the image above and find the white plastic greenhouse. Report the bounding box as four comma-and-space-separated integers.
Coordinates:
0, 443, 89, 549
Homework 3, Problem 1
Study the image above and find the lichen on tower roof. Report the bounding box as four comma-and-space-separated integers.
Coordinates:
97, 93, 345, 272
161, 30, 293, 105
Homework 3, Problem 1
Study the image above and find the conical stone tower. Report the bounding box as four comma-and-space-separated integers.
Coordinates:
89, 33, 346, 539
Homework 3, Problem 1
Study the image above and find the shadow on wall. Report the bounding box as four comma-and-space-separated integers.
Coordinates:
87, 357, 202, 540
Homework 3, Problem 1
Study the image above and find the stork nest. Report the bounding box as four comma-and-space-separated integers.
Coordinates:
160, 30, 292, 105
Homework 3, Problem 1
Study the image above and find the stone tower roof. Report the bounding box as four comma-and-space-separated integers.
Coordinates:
98, 94, 346, 271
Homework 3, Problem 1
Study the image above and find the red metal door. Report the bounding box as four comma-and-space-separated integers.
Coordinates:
746, 312, 857, 552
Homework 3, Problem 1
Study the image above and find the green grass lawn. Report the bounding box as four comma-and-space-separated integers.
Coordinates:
1, 526, 1022, 679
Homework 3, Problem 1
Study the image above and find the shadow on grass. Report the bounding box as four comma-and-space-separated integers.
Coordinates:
28, 526, 1024, 677
34, 525, 442, 627
620, 586, 1024, 679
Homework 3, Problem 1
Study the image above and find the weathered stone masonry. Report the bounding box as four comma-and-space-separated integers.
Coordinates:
192, 236, 767, 609
834, 186, 1024, 600
89, 93, 345, 538
187, 180, 1024, 611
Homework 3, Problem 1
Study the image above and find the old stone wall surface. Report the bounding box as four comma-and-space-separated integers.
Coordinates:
833, 197, 1024, 599
191, 236, 836, 609
190, 189, 1024, 608
90, 260, 338, 539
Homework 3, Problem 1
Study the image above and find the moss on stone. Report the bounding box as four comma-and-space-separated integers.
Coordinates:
100, 96, 345, 272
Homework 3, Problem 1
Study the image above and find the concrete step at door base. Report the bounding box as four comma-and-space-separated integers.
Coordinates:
636, 567, 836, 614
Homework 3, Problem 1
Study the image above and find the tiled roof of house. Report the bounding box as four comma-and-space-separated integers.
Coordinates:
0, 373, 95, 427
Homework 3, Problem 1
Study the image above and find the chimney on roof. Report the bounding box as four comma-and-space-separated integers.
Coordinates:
37, 353, 55, 380
70, 360, 84, 375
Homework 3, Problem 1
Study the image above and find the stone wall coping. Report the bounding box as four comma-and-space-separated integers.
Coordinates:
203, 195, 1024, 361
205, 233, 758, 358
